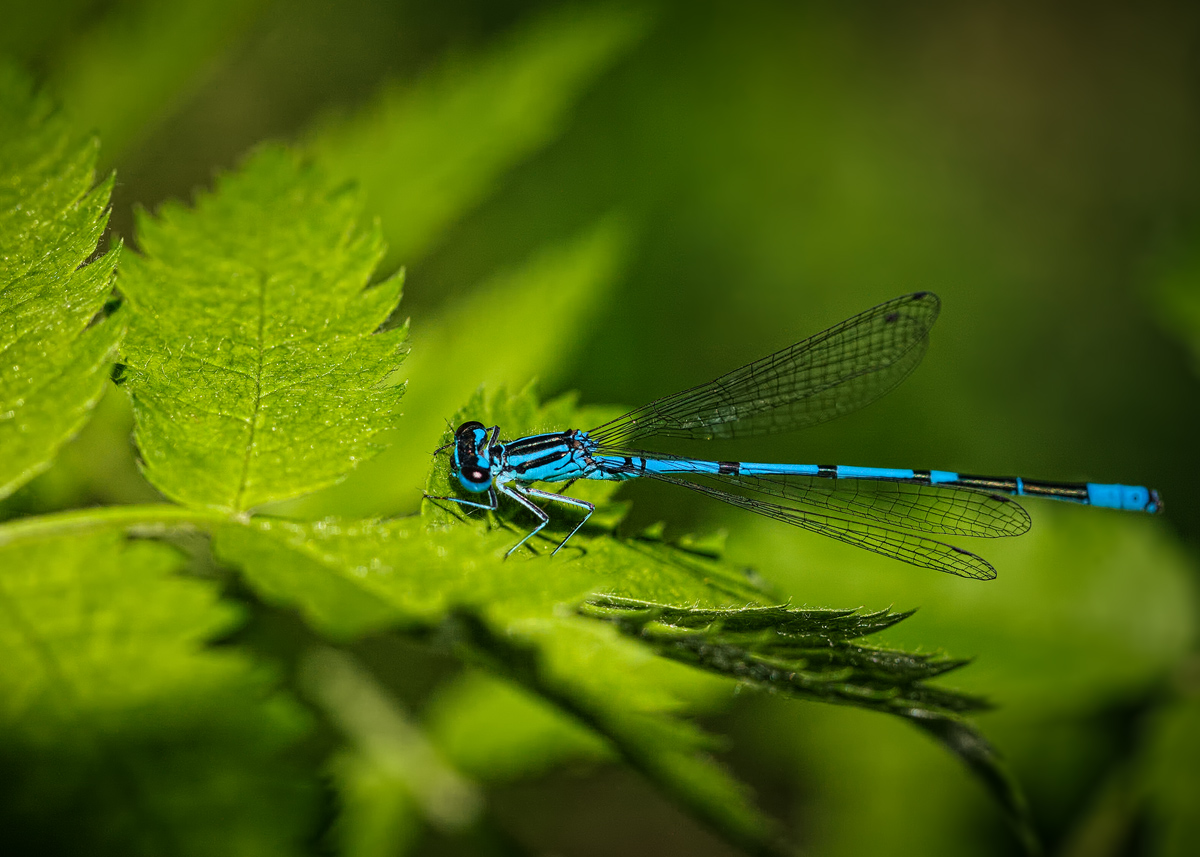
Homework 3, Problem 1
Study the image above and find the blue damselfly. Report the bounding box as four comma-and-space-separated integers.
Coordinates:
427, 293, 1161, 579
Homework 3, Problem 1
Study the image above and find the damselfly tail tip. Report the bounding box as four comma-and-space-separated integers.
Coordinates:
1149, 488, 1164, 514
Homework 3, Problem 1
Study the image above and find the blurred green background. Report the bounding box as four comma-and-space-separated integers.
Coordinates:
5, 0, 1199, 854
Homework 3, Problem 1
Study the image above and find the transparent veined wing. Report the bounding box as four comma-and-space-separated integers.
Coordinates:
588, 292, 940, 445
635, 468, 998, 580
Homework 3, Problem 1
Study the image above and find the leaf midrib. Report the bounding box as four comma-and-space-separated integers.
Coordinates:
233, 271, 267, 513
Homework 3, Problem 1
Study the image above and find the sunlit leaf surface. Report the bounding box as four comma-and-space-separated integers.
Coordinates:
0, 64, 122, 501
119, 146, 407, 512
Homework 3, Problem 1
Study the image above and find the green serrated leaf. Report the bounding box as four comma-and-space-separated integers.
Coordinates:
212, 501, 764, 640
0, 63, 123, 501
0, 529, 315, 855
580, 594, 1035, 845
119, 145, 407, 513
580, 598, 970, 700
309, 3, 649, 265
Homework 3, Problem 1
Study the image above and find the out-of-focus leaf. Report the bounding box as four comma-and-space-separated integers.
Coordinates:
1154, 238, 1200, 375
50, 0, 268, 164
754, 699, 1009, 857
300, 647, 480, 857
424, 670, 612, 783
434, 608, 785, 857
0, 529, 315, 855
119, 145, 407, 513
0, 63, 122, 501
722, 502, 1195, 855
328, 749, 424, 857
277, 217, 629, 518
309, 3, 648, 265
0, 0, 97, 63
1142, 678, 1200, 857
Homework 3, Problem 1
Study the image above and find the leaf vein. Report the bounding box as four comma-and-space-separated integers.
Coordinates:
234, 271, 267, 512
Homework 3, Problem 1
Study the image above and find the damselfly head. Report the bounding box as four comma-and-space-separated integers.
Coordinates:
453, 421, 493, 493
